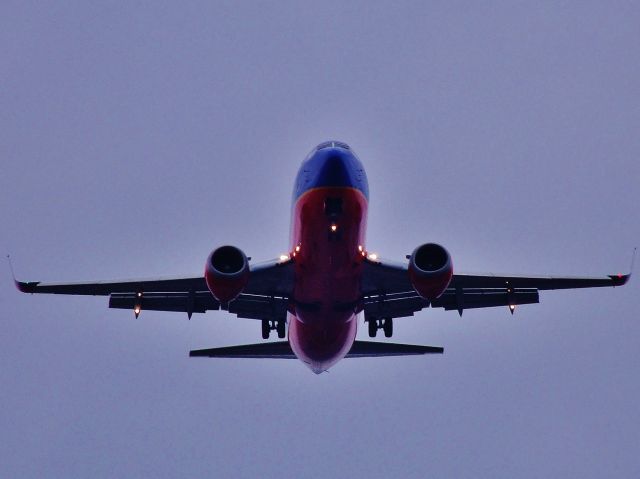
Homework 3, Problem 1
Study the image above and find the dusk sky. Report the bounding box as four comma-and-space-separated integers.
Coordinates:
2, 2, 639, 477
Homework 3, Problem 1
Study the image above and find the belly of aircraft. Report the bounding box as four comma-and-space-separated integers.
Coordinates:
288, 186, 367, 371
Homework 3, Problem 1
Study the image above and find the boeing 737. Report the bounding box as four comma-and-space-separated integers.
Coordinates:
15, 141, 631, 373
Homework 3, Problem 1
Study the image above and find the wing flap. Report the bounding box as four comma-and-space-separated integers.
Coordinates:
433, 289, 539, 310
109, 292, 219, 314
228, 294, 289, 321
363, 294, 428, 319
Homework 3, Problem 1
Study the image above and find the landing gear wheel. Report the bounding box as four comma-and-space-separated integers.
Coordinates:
383, 318, 393, 338
261, 320, 270, 339
276, 320, 286, 339
368, 319, 377, 338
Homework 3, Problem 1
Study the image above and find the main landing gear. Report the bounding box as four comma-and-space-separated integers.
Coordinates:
262, 319, 286, 339
367, 317, 393, 338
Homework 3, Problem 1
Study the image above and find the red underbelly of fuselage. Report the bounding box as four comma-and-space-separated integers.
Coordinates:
288, 187, 368, 372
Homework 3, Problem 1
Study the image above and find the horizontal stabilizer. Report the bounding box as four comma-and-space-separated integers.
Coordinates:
347, 340, 443, 357
190, 341, 295, 359
189, 340, 443, 359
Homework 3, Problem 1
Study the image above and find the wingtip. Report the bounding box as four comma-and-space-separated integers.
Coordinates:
7, 255, 24, 291
7, 255, 41, 293
609, 274, 630, 287
608, 249, 636, 287
15, 280, 39, 293
6, 254, 15, 280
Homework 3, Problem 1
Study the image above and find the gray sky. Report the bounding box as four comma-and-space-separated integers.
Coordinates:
2, 2, 639, 477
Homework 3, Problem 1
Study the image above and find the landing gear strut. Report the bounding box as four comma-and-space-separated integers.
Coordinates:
262, 319, 286, 339
366, 317, 393, 338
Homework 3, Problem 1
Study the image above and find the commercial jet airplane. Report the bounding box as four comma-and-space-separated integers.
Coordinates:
15, 141, 632, 373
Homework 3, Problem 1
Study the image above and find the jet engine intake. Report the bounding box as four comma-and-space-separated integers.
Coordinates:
408, 243, 453, 300
204, 245, 249, 304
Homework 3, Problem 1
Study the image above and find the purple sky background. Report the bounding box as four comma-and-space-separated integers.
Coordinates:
2, 2, 639, 477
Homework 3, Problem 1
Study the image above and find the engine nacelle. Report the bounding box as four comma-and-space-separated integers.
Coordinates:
204, 245, 249, 304
408, 243, 453, 300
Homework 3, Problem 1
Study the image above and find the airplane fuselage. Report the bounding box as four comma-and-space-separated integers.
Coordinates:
288, 142, 369, 373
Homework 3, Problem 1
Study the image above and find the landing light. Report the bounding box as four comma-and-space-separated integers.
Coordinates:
295, 245, 300, 252
330, 224, 337, 232
358, 245, 363, 252
509, 304, 516, 314
279, 254, 289, 261
368, 253, 378, 261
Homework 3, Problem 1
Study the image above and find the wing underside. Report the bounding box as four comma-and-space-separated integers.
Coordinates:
16, 258, 294, 321
15, 255, 630, 322
361, 257, 630, 319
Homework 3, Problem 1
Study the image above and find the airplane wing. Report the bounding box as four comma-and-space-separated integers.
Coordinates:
15, 258, 295, 321
361, 257, 631, 319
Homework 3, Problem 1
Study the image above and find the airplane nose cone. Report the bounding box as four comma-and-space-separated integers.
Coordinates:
316, 154, 351, 187
310, 150, 360, 190
294, 142, 368, 200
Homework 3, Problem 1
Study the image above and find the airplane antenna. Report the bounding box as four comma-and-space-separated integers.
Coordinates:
630, 247, 637, 276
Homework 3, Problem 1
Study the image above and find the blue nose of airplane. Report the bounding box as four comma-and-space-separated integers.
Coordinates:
293, 142, 369, 200
315, 152, 352, 187
307, 146, 368, 192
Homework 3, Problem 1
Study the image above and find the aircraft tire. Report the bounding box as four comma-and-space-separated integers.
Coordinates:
276, 320, 286, 338
383, 318, 393, 338
368, 319, 377, 338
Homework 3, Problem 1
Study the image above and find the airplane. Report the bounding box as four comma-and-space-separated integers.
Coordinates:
14, 141, 632, 373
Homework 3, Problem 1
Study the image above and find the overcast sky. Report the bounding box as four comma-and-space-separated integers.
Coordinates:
2, 2, 639, 478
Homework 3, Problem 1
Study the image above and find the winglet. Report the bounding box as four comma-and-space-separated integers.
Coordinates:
626, 247, 637, 284
15, 280, 40, 293
609, 273, 631, 287
7, 255, 16, 282
7, 255, 39, 293
608, 248, 636, 287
